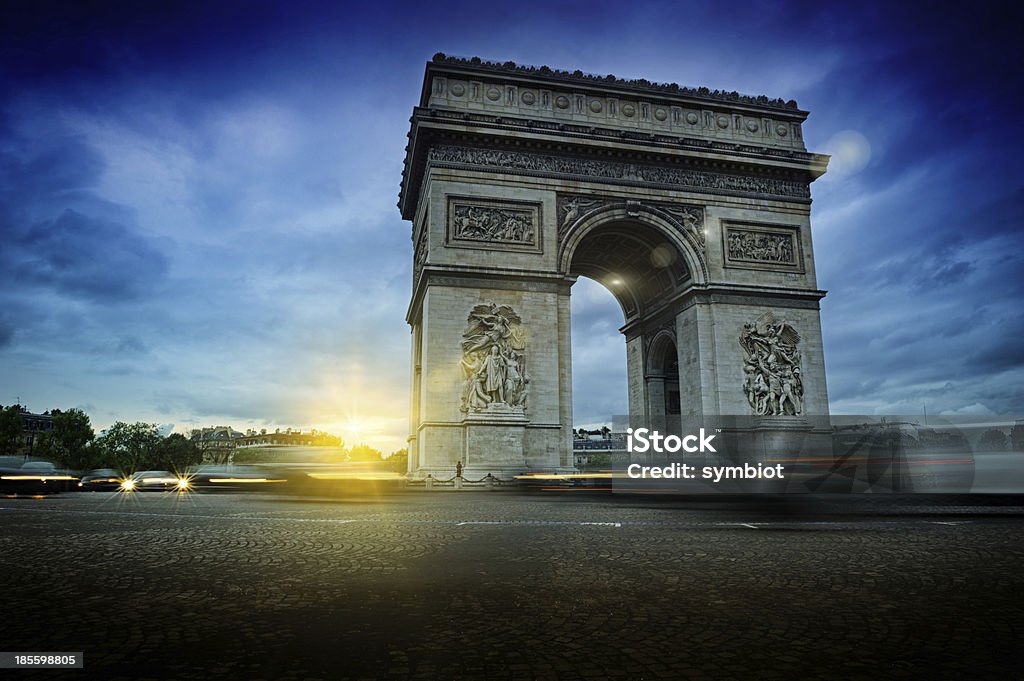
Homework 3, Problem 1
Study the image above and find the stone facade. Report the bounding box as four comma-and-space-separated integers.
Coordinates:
400, 55, 831, 478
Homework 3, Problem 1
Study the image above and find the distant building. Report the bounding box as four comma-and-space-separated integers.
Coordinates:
1, 405, 56, 457
236, 428, 342, 448
189, 426, 244, 464
190, 426, 343, 463
572, 429, 627, 468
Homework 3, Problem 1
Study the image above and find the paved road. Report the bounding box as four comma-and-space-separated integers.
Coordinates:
1, 491, 1022, 679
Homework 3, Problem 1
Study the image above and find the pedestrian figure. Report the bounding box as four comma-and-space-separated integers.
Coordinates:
455, 460, 464, 478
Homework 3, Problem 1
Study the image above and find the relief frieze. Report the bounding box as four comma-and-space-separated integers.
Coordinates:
429, 145, 809, 200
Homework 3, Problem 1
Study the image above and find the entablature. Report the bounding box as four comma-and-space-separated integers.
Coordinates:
400, 122, 825, 220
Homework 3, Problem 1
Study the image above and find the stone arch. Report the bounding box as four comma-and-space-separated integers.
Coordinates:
558, 203, 708, 286
645, 329, 681, 418
560, 205, 707, 327
646, 328, 678, 375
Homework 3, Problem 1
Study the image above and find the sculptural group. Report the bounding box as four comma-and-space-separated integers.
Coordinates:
740, 312, 804, 416
460, 303, 530, 412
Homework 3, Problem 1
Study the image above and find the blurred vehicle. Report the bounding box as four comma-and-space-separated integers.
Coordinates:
830, 421, 975, 493
0, 460, 77, 495
79, 469, 124, 492
188, 464, 287, 491
121, 470, 190, 492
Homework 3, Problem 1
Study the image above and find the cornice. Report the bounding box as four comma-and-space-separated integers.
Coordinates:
406, 265, 574, 325
398, 108, 827, 217
412, 107, 827, 166
427, 54, 802, 113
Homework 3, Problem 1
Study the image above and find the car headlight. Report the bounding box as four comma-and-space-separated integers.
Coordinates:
120, 479, 136, 491
176, 478, 190, 490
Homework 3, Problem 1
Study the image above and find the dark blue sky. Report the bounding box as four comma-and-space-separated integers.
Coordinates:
2, 1, 1022, 449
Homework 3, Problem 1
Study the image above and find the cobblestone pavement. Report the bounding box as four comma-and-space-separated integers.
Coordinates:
1, 491, 1022, 680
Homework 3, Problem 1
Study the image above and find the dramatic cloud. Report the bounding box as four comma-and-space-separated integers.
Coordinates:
4, 209, 168, 301
1, 1, 1021, 450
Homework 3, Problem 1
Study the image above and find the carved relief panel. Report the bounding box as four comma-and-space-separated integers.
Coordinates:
555, 194, 616, 244
740, 312, 804, 416
460, 303, 530, 414
723, 222, 804, 272
446, 196, 542, 253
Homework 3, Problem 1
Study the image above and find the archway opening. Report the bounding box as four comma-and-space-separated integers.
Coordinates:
570, 276, 627, 431
566, 220, 691, 322
647, 333, 681, 417
567, 219, 692, 433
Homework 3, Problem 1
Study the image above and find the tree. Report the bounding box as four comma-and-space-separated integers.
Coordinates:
153, 433, 203, 472
35, 408, 96, 470
347, 444, 383, 462
0, 405, 24, 455
95, 422, 162, 472
583, 452, 612, 469
386, 448, 408, 472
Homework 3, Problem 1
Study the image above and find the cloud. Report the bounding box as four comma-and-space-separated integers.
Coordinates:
571, 277, 628, 424
0, 316, 13, 348
116, 336, 147, 354
0, 120, 169, 301
940, 403, 995, 417
3, 208, 168, 302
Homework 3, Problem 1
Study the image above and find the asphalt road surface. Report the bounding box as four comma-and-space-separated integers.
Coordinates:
1, 491, 1022, 680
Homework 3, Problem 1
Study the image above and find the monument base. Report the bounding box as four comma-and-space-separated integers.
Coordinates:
464, 407, 528, 477
466, 411, 528, 475
409, 406, 539, 480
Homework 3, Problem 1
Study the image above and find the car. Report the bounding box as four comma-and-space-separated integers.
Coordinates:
78, 469, 124, 492
0, 460, 77, 495
187, 464, 287, 491
120, 470, 190, 492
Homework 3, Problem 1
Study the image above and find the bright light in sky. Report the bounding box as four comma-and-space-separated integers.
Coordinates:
825, 130, 872, 177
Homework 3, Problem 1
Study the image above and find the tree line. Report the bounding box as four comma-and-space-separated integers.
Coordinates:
1, 406, 200, 473
1, 405, 409, 473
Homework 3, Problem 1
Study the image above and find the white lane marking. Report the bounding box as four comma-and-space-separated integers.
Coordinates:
458, 520, 621, 527
0, 507, 979, 529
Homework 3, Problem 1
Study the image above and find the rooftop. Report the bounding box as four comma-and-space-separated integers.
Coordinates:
428, 53, 800, 112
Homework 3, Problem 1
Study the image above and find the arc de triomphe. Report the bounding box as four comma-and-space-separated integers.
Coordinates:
399, 55, 830, 478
